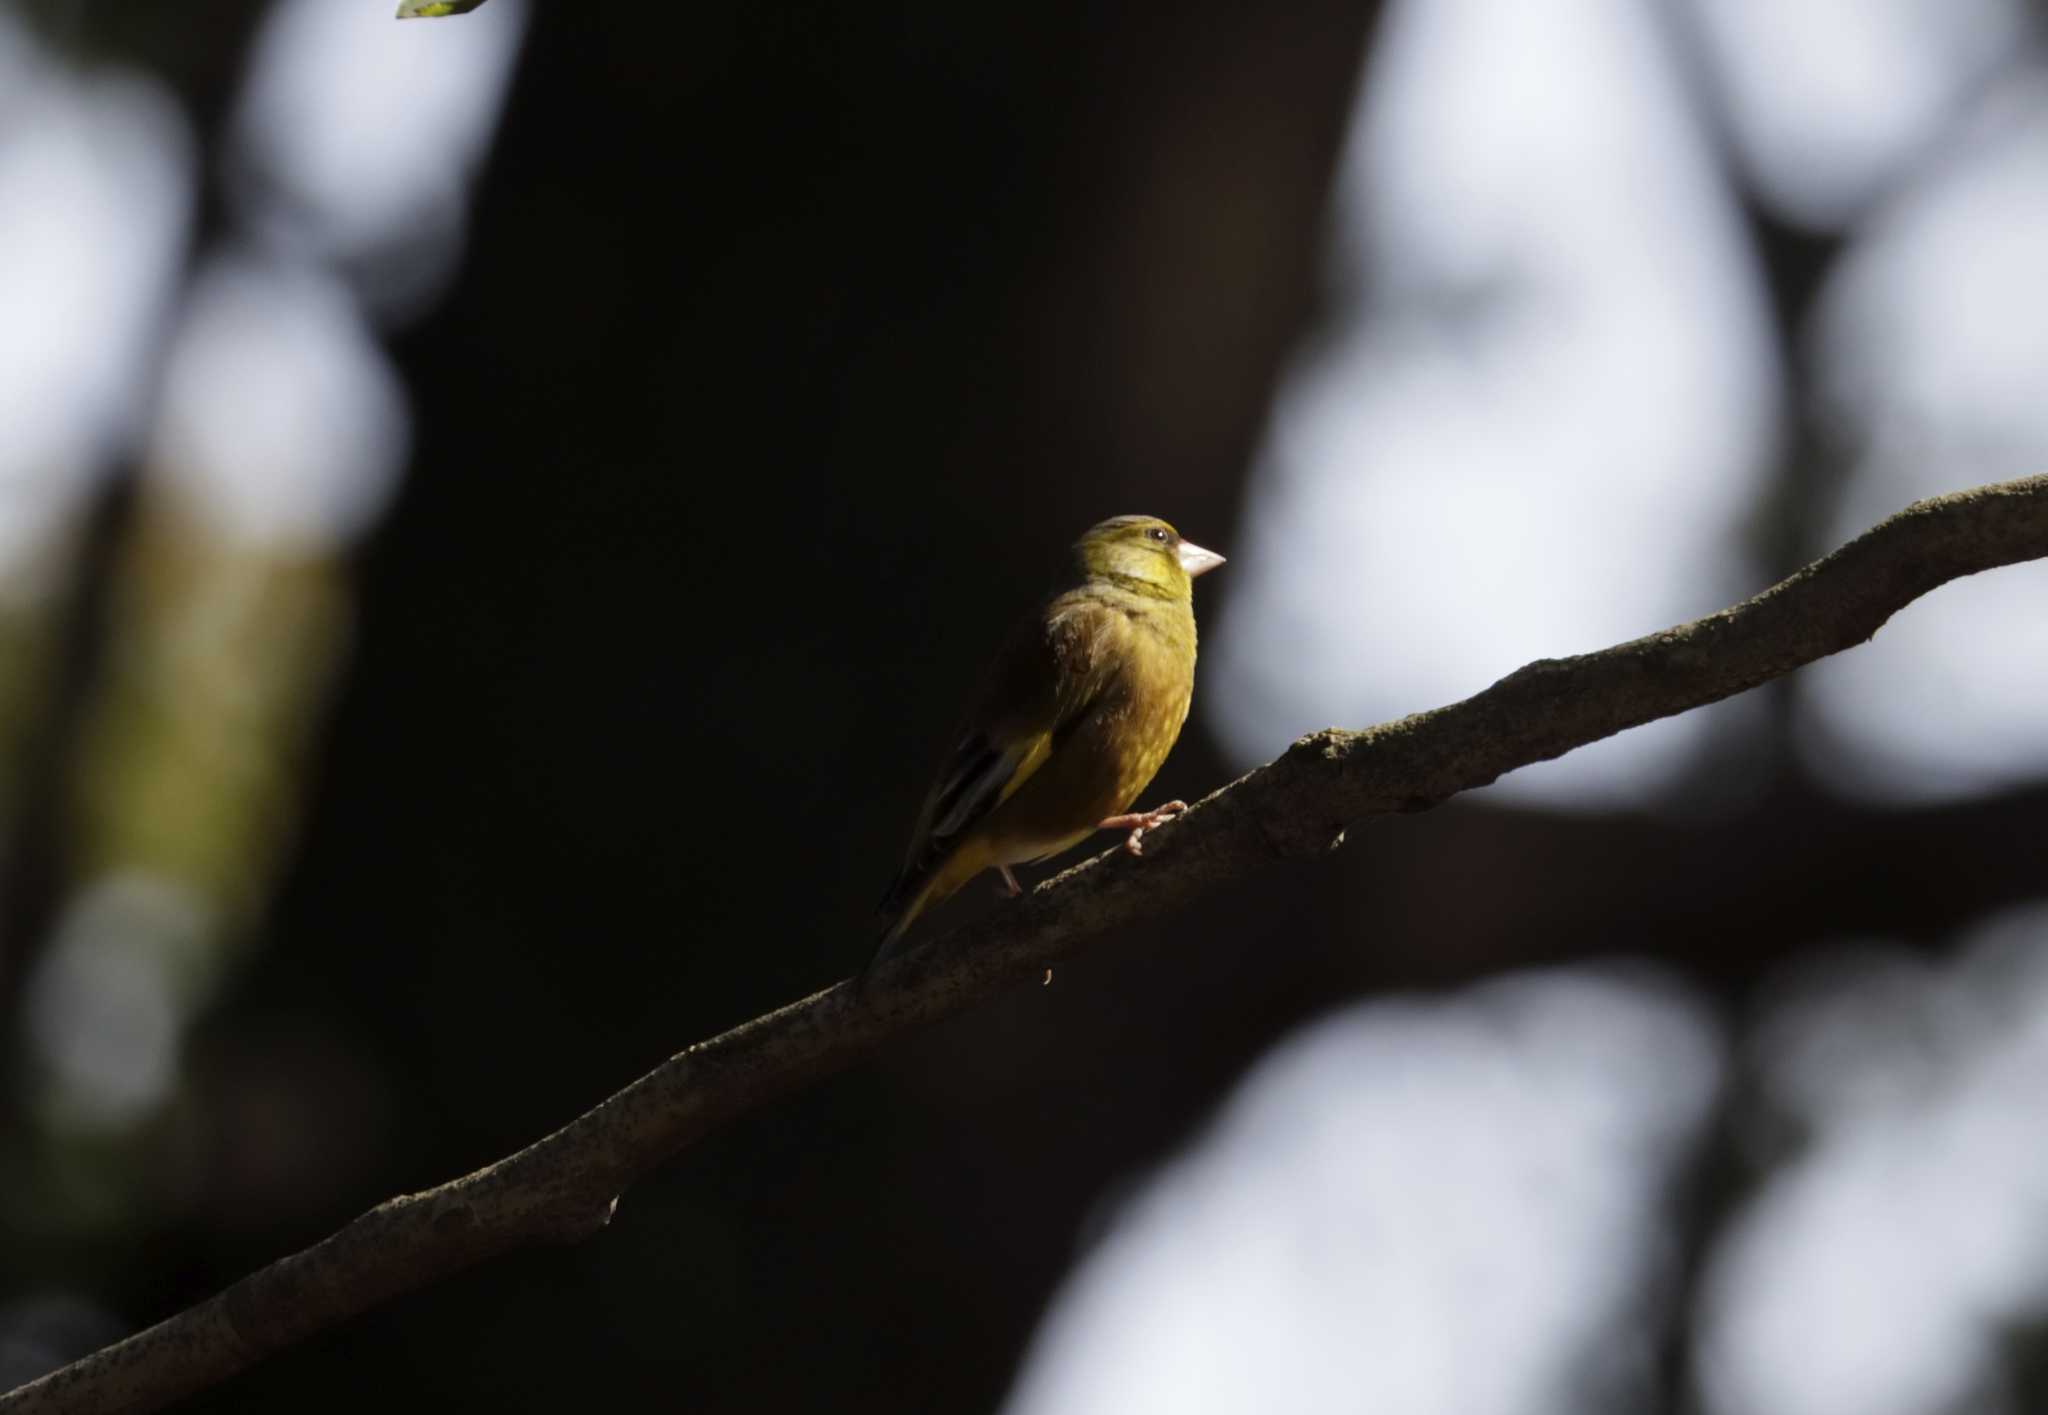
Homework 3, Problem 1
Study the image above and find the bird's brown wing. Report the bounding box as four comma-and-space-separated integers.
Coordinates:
882, 596, 1123, 915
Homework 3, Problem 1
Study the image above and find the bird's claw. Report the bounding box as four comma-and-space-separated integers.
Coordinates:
994, 865, 1023, 898
1101, 800, 1187, 857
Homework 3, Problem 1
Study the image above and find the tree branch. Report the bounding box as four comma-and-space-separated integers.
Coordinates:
7, 473, 2046, 1414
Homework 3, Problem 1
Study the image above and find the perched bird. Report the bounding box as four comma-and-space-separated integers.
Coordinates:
868, 514, 1224, 974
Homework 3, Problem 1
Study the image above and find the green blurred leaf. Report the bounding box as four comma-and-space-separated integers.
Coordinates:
396, 0, 490, 17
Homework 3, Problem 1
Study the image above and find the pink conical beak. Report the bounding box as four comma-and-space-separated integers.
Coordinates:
1178, 540, 1225, 578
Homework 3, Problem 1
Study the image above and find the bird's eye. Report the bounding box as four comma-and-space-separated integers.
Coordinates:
1147, 527, 1169, 544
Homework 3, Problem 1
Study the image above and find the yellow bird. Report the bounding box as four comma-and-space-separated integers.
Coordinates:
869, 514, 1224, 972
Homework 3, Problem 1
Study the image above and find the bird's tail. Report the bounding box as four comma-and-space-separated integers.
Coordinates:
860, 870, 937, 985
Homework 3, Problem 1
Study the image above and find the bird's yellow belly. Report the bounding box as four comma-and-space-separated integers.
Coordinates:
984, 681, 1191, 866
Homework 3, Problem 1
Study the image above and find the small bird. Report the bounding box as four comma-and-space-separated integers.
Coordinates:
868, 514, 1224, 974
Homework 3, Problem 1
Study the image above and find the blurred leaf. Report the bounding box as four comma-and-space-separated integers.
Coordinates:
395, 0, 489, 17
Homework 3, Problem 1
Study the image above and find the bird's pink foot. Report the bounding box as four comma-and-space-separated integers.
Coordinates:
1098, 800, 1187, 857
994, 864, 1023, 898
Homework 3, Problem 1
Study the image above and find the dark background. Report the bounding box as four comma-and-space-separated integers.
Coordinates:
3, 2, 2046, 1411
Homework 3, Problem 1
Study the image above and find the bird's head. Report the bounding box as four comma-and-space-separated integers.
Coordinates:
1074, 515, 1225, 599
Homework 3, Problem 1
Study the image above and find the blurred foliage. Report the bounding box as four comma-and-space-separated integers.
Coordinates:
72, 495, 349, 923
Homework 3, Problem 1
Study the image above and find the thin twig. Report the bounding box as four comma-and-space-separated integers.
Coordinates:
7, 473, 2046, 1415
